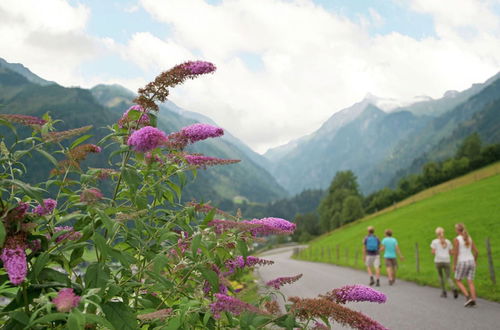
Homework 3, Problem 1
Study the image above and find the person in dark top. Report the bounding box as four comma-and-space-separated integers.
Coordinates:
363, 226, 381, 286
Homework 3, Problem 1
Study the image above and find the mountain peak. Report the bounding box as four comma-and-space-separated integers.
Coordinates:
443, 90, 459, 98
0, 58, 55, 86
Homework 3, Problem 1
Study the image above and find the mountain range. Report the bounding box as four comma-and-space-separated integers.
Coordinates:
2, 57, 499, 204
0, 58, 286, 205
264, 72, 500, 194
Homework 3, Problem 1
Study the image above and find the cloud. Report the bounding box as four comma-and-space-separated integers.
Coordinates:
0, 0, 101, 86
133, 0, 500, 153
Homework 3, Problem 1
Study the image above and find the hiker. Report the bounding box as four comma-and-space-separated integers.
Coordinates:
430, 227, 458, 298
380, 229, 404, 285
453, 223, 479, 307
363, 226, 381, 286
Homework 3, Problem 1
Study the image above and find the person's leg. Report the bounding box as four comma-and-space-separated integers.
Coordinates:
375, 256, 380, 286
386, 266, 393, 282
455, 279, 469, 297
444, 263, 458, 298
436, 263, 446, 292
467, 280, 476, 300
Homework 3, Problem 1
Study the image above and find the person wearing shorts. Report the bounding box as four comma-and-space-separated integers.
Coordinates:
430, 227, 458, 298
363, 226, 380, 286
380, 229, 404, 285
453, 223, 479, 307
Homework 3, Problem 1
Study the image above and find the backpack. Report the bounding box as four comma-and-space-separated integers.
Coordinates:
366, 235, 379, 252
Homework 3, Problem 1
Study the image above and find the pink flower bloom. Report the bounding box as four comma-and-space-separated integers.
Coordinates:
0, 246, 27, 285
33, 198, 57, 216
210, 293, 260, 319
181, 123, 224, 144
127, 126, 167, 152
325, 285, 387, 304
118, 105, 150, 128
225, 256, 274, 272
80, 188, 103, 204
54, 226, 82, 243
266, 274, 303, 289
181, 61, 216, 75
53, 288, 81, 312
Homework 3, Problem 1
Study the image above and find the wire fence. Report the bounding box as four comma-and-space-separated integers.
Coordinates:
293, 237, 497, 285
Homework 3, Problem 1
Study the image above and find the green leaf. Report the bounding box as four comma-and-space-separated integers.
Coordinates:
3, 179, 46, 203
237, 240, 249, 259
69, 246, 85, 267
191, 234, 202, 257
145, 271, 174, 289
38, 268, 70, 284
122, 167, 141, 191
70, 134, 93, 149
84, 263, 110, 289
201, 209, 216, 227
35, 149, 58, 166
0, 221, 5, 247
10, 311, 29, 325
96, 209, 114, 233
30, 313, 68, 326
167, 181, 182, 202
200, 269, 219, 292
32, 252, 50, 278
102, 302, 138, 330
165, 315, 182, 330
84, 314, 115, 329
67, 309, 85, 330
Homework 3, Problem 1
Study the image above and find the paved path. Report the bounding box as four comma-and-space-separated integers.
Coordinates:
256, 246, 500, 330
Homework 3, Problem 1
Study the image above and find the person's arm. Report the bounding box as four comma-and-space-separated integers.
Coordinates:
379, 240, 385, 253
396, 245, 404, 261
452, 238, 459, 271
471, 241, 479, 264
362, 241, 366, 260
430, 241, 436, 255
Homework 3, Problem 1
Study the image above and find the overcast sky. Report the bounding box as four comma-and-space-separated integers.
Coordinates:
1, 0, 500, 153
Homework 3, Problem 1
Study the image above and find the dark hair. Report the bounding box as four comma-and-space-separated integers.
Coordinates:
384, 229, 392, 237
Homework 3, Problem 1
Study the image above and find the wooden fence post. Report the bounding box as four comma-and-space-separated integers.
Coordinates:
355, 250, 359, 267
336, 244, 340, 261
328, 247, 331, 261
345, 248, 349, 264
415, 242, 420, 273
486, 238, 496, 285
321, 246, 325, 259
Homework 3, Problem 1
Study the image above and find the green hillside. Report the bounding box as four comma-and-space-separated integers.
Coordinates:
296, 163, 500, 301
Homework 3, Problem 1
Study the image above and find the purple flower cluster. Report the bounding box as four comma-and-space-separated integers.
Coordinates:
53, 288, 81, 312
54, 226, 82, 243
243, 217, 296, 236
127, 126, 167, 152
118, 105, 150, 128
226, 256, 274, 272
210, 293, 260, 319
33, 198, 57, 216
181, 61, 216, 75
0, 246, 27, 285
184, 154, 240, 169
326, 285, 387, 304
0, 114, 46, 126
266, 274, 303, 289
181, 123, 224, 143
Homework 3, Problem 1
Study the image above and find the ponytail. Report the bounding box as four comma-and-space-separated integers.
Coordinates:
455, 223, 471, 247
435, 227, 447, 248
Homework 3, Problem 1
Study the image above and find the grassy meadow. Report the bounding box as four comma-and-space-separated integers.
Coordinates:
295, 163, 500, 301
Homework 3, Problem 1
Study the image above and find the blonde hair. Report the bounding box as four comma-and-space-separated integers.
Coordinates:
455, 223, 471, 247
435, 227, 447, 248
367, 226, 374, 234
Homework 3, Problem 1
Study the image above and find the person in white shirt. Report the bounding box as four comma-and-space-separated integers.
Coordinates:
453, 223, 479, 307
430, 227, 458, 298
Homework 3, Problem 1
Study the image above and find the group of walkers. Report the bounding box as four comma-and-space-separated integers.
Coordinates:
362, 223, 479, 307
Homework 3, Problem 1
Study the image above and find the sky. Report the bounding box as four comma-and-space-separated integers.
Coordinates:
1, 0, 500, 153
